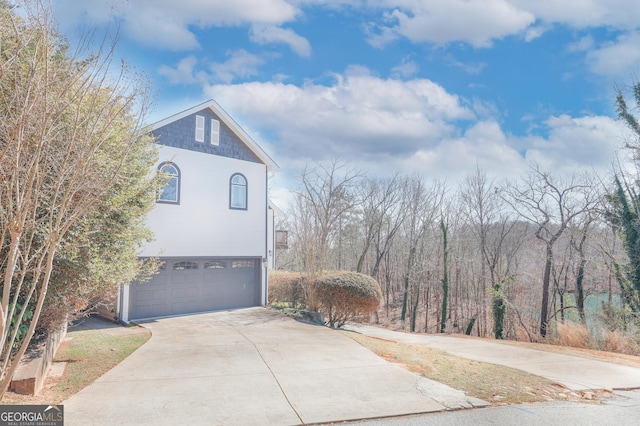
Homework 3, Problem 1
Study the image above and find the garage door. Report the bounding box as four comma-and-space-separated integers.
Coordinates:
129, 258, 261, 320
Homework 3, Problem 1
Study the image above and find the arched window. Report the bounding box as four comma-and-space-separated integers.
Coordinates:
229, 173, 247, 210
157, 162, 180, 204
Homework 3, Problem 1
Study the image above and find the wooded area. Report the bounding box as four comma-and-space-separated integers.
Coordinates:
277, 90, 640, 348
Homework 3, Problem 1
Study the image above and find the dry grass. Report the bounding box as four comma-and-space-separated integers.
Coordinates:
1, 323, 150, 405
601, 329, 640, 355
345, 332, 612, 406
549, 322, 640, 356
551, 322, 594, 349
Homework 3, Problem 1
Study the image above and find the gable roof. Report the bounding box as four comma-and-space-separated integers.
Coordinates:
150, 99, 279, 172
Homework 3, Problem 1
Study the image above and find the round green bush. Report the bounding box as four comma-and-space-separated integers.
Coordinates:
312, 271, 382, 328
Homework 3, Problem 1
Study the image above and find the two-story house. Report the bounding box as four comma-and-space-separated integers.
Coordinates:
115, 100, 279, 323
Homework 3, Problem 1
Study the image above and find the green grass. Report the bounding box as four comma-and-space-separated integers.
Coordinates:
1, 323, 150, 404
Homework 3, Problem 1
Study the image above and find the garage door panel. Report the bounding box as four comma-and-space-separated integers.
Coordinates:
171, 288, 188, 298
200, 287, 218, 299
129, 257, 260, 320
136, 303, 167, 319
135, 287, 167, 301
172, 273, 200, 285
170, 300, 200, 315
185, 287, 200, 297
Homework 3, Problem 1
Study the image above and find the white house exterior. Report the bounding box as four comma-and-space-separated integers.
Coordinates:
117, 100, 278, 323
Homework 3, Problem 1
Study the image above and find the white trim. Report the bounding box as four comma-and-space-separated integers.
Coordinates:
211, 119, 220, 146
268, 200, 284, 217
195, 115, 205, 142
120, 284, 130, 323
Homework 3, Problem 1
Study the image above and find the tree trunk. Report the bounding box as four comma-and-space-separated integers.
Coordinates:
540, 244, 553, 337
576, 257, 587, 324
401, 247, 416, 323
493, 280, 506, 339
440, 220, 449, 333
411, 281, 420, 332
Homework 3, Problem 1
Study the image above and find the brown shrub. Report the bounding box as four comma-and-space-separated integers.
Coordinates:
551, 322, 593, 349
268, 271, 307, 308
548, 321, 640, 356
601, 330, 640, 356
312, 271, 382, 328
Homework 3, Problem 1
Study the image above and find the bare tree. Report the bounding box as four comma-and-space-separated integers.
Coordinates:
503, 165, 600, 337
291, 160, 362, 277
400, 177, 444, 327
568, 212, 597, 324
459, 165, 497, 335
460, 166, 527, 338
355, 174, 408, 274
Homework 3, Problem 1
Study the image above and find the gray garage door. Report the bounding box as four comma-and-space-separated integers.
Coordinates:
129, 258, 261, 320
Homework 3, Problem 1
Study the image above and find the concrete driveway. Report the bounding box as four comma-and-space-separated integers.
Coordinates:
346, 323, 640, 391
64, 308, 486, 425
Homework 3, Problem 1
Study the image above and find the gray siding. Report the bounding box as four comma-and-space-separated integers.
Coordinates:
152, 109, 263, 164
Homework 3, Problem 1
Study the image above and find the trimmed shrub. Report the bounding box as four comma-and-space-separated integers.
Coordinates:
268, 271, 307, 308
312, 271, 382, 328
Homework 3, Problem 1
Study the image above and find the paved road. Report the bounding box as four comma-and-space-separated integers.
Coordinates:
351, 390, 640, 426
64, 308, 486, 425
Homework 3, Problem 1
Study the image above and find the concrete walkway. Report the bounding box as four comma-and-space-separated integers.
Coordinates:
345, 323, 640, 391
64, 308, 487, 426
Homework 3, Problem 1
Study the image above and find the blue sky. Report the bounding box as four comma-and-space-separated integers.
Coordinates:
53, 0, 640, 201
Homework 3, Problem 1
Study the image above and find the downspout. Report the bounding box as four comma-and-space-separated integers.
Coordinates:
264, 167, 269, 305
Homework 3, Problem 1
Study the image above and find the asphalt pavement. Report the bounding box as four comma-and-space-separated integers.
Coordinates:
350, 389, 640, 426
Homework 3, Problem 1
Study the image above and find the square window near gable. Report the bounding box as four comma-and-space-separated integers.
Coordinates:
195, 115, 205, 142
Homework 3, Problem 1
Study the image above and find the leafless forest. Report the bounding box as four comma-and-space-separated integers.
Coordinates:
275, 160, 636, 347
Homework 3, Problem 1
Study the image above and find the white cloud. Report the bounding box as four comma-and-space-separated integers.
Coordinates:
364, 0, 640, 50
511, 0, 640, 30
123, 10, 200, 50
585, 31, 640, 77
368, 0, 535, 48
206, 81, 628, 189
523, 24, 549, 42
364, 18, 400, 49
522, 114, 627, 174
53, 0, 300, 50
158, 51, 264, 85
197, 68, 627, 182
204, 69, 474, 161
446, 56, 486, 75
55, 0, 640, 53
390, 58, 419, 78
398, 114, 628, 184
401, 120, 526, 182
567, 35, 595, 53
158, 56, 199, 84
250, 25, 312, 57
210, 50, 265, 83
